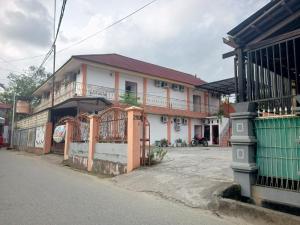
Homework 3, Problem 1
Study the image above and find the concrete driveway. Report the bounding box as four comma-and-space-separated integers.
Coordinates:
112, 147, 234, 208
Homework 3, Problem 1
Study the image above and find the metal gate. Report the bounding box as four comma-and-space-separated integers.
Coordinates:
255, 116, 300, 192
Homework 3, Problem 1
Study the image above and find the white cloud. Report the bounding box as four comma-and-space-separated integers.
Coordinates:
0, 0, 270, 84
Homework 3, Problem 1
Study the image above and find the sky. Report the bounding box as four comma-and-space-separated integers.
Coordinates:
0, 0, 270, 85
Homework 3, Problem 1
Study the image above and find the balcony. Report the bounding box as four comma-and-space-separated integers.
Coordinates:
33, 82, 219, 117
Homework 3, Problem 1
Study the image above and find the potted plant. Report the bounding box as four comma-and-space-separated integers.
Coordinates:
160, 138, 168, 147
175, 138, 182, 147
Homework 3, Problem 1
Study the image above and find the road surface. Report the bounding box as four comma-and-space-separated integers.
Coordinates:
0, 150, 248, 225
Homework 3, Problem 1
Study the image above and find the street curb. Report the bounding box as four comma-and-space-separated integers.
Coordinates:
209, 184, 300, 225
216, 198, 300, 225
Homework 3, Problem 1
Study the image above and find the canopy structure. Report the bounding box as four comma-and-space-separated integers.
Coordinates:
197, 77, 235, 95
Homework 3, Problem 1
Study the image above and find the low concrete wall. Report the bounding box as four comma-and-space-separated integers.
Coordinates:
92, 143, 128, 175
68, 142, 89, 170
92, 159, 127, 176
94, 143, 127, 163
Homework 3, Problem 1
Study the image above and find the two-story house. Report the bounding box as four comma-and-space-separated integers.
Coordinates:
14, 54, 228, 154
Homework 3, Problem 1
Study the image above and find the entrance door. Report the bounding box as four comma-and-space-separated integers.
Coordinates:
194, 125, 202, 138
212, 125, 219, 145
204, 125, 210, 141
125, 81, 137, 98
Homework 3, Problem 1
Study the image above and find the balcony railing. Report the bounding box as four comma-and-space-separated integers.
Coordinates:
33, 82, 219, 115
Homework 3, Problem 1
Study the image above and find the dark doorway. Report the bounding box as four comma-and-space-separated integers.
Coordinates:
125, 81, 137, 97
50, 107, 77, 154
212, 125, 219, 145
204, 125, 210, 141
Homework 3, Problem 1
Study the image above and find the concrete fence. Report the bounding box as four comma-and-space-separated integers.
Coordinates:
13, 123, 52, 154
64, 106, 143, 176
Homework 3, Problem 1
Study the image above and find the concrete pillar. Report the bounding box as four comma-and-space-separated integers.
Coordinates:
87, 115, 98, 172
43, 122, 53, 154
64, 120, 73, 160
126, 106, 143, 173
230, 102, 257, 197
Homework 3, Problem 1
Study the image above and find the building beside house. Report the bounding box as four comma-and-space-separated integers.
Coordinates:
224, 0, 300, 208
13, 53, 231, 154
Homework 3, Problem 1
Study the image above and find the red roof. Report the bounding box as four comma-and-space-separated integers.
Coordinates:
0, 102, 11, 109
73, 54, 205, 86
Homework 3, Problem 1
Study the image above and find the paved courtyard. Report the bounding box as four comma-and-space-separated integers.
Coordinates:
113, 147, 233, 208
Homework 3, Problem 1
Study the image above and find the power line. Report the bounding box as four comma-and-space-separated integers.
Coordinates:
57, 0, 157, 54
36, 0, 67, 76
54, 0, 67, 45
3, 0, 157, 63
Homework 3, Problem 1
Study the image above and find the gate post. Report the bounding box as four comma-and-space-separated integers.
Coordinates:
230, 102, 257, 197
126, 106, 143, 173
87, 115, 98, 172
64, 120, 73, 161
43, 122, 53, 154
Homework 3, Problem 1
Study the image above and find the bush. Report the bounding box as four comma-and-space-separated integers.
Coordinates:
160, 138, 168, 147
149, 147, 167, 165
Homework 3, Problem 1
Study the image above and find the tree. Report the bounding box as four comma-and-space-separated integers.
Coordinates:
0, 66, 51, 105
119, 92, 140, 106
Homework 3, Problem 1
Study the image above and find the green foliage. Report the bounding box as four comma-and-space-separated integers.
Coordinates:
175, 138, 182, 143
0, 66, 50, 105
160, 138, 168, 147
0, 66, 51, 120
119, 92, 140, 106
149, 147, 168, 165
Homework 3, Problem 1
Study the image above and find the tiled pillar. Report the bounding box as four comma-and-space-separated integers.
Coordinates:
126, 106, 143, 173
143, 77, 147, 106
230, 102, 257, 197
87, 115, 98, 172
186, 88, 190, 111
64, 120, 73, 160
43, 122, 53, 154
82, 64, 87, 96
167, 116, 171, 145
188, 118, 192, 144
114, 72, 120, 103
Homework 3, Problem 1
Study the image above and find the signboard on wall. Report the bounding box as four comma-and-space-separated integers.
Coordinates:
53, 125, 66, 143
35, 126, 45, 148
16, 100, 30, 114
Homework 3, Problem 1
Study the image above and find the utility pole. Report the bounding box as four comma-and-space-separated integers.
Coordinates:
9, 92, 16, 149
52, 0, 56, 107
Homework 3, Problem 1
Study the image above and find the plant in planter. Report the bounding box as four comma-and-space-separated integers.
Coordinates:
160, 138, 168, 147
182, 140, 187, 147
149, 147, 168, 165
175, 138, 182, 147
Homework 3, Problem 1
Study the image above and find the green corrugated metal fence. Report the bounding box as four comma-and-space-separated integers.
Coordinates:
255, 116, 300, 191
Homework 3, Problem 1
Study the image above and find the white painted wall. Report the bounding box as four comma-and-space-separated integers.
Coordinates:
87, 65, 115, 88
209, 94, 220, 114
94, 143, 127, 164
170, 87, 187, 110
191, 118, 203, 139
146, 79, 167, 107
170, 118, 188, 144
147, 114, 167, 144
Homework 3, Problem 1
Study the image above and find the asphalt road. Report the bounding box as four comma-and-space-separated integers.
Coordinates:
0, 150, 246, 225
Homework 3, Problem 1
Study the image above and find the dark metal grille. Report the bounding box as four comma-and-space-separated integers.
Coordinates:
97, 107, 127, 143
236, 35, 300, 112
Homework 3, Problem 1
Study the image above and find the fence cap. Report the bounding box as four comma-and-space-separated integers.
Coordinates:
125, 106, 143, 112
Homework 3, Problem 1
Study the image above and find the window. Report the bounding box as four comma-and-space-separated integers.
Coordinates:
193, 95, 201, 112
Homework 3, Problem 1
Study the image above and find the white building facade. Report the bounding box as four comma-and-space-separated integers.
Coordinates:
31, 54, 228, 147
